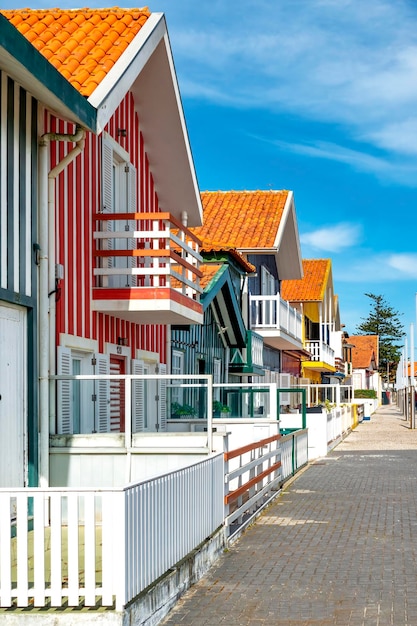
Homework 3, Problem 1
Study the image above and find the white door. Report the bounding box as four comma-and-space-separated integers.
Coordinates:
0, 303, 26, 487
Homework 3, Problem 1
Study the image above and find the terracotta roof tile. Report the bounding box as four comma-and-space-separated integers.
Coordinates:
199, 264, 224, 290
1, 7, 151, 97
193, 191, 290, 249
350, 335, 379, 369
281, 259, 331, 302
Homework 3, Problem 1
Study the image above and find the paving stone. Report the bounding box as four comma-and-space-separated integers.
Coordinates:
161, 405, 417, 625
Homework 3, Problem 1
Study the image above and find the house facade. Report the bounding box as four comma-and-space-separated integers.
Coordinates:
0, 13, 99, 488
1, 8, 204, 487
350, 334, 380, 391
192, 190, 307, 402
281, 258, 344, 384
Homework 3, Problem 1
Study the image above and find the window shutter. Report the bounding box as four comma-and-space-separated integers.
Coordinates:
57, 346, 72, 434
96, 353, 110, 432
158, 363, 167, 432
102, 138, 113, 213
132, 359, 145, 432
102, 138, 114, 271
279, 373, 291, 405
127, 163, 137, 287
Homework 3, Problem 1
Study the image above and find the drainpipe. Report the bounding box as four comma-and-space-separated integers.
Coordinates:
38, 125, 85, 488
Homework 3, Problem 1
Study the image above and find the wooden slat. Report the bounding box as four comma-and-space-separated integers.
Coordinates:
33, 495, 45, 607
67, 494, 80, 606
83, 494, 96, 606
225, 434, 281, 460
224, 461, 282, 505
16, 494, 28, 607
0, 493, 12, 607
50, 493, 63, 606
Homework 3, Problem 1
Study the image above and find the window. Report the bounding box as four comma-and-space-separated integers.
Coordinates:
171, 350, 185, 406
132, 356, 167, 432
213, 358, 222, 402
57, 347, 110, 434
261, 266, 275, 296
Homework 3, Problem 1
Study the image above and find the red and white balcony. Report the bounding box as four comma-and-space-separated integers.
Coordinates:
92, 212, 203, 325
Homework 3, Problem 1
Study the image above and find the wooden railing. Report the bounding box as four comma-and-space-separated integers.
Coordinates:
93, 211, 203, 299
224, 434, 281, 536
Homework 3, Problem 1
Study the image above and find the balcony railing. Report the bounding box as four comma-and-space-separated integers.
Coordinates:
304, 340, 335, 366
249, 294, 303, 349
92, 211, 203, 324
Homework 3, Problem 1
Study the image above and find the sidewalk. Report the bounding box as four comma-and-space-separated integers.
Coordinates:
161, 404, 417, 625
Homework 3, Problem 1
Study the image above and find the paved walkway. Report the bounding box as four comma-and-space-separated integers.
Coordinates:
161, 404, 417, 625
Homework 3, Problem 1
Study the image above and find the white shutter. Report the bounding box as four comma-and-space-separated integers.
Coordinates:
279, 373, 291, 405
96, 353, 110, 432
132, 359, 145, 432
57, 346, 73, 434
102, 137, 113, 213
102, 137, 114, 273
158, 363, 167, 432
127, 163, 137, 287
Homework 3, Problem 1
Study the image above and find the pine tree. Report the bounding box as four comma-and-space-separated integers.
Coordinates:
356, 293, 405, 382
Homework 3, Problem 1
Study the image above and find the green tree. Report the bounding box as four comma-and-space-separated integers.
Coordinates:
356, 293, 405, 382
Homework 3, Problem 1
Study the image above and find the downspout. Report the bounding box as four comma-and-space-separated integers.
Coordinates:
38, 125, 86, 488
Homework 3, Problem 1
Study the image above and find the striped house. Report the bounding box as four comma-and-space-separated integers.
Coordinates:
1, 8, 203, 487
192, 191, 308, 405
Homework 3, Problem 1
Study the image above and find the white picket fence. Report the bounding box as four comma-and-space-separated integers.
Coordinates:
0, 454, 224, 611
280, 429, 308, 481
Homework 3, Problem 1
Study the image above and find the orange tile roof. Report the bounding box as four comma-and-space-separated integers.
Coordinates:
1, 8, 151, 97
200, 264, 222, 290
281, 259, 331, 302
194, 191, 290, 249
350, 335, 379, 369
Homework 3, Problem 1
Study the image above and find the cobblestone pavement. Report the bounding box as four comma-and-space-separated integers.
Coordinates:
161, 405, 417, 625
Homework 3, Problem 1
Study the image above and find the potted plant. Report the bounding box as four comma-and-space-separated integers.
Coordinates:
171, 402, 197, 418
213, 400, 231, 418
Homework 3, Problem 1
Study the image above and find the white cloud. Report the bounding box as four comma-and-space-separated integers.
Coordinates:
368, 119, 417, 156
334, 252, 417, 283
271, 139, 389, 174
300, 223, 362, 252
158, 0, 417, 168
387, 254, 417, 278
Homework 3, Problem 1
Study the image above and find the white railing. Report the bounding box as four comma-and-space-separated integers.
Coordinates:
280, 429, 308, 481
50, 374, 214, 443
305, 340, 335, 366
93, 211, 203, 299
0, 455, 224, 611
249, 294, 302, 341
327, 408, 342, 446
296, 383, 353, 407
123, 455, 224, 604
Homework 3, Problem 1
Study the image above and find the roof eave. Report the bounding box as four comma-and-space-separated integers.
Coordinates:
0, 14, 96, 131
88, 13, 203, 226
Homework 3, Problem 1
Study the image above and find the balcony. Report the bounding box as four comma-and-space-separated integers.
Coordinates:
229, 330, 264, 376
304, 340, 335, 371
92, 212, 203, 325
249, 294, 304, 350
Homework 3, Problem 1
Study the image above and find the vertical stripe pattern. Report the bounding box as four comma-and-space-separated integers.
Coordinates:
51, 92, 166, 362
0, 70, 37, 298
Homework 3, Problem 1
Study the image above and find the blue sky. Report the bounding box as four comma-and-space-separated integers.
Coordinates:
6, 0, 417, 339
